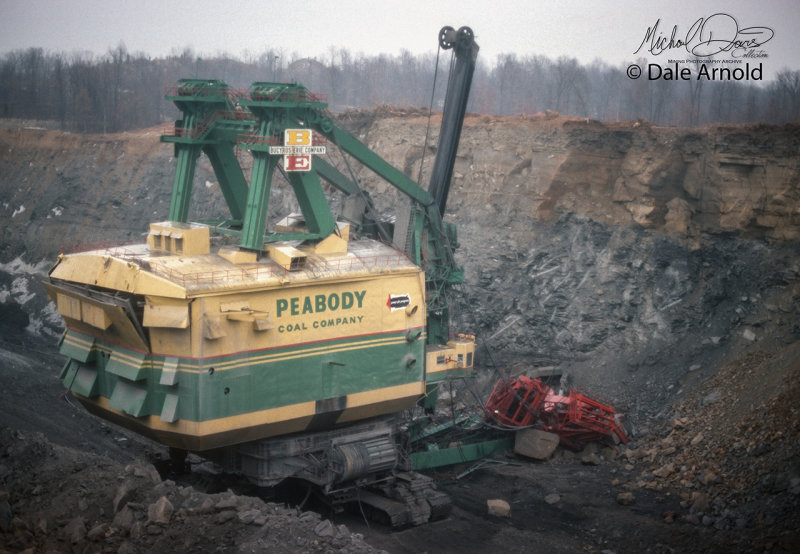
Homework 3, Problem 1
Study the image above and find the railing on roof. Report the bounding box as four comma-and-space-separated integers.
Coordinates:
163, 86, 248, 101
307, 253, 410, 273
148, 251, 413, 286
147, 261, 289, 286
236, 133, 329, 146
248, 89, 328, 104
161, 109, 256, 139
163, 86, 327, 105
59, 240, 414, 287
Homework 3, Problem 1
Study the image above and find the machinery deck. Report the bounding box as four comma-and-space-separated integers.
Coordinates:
59, 238, 419, 297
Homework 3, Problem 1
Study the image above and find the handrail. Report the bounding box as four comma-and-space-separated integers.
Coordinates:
60, 242, 415, 287
236, 133, 328, 146
161, 109, 256, 139
248, 89, 328, 104
163, 86, 248, 101
163, 85, 327, 105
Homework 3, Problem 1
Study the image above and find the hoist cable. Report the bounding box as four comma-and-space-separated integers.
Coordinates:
416, 42, 445, 186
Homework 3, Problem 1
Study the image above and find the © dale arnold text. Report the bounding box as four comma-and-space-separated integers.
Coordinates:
648, 62, 762, 81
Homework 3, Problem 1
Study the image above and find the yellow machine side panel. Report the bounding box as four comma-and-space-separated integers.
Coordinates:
143, 297, 190, 329
188, 271, 426, 359
43, 281, 149, 352
50, 254, 186, 298
148, 327, 193, 358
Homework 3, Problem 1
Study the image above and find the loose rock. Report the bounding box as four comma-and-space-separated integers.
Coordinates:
487, 499, 511, 518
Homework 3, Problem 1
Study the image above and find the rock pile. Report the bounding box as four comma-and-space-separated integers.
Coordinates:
610, 346, 800, 550
0, 427, 381, 553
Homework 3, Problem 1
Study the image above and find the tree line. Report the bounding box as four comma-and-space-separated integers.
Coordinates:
1, 44, 798, 133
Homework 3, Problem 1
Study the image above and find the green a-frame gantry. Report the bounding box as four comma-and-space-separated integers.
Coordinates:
159, 26, 478, 348
162, 80, 436, 251
161, 79, 463, 346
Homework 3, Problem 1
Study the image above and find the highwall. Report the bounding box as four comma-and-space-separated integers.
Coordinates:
1, 116, 798, 417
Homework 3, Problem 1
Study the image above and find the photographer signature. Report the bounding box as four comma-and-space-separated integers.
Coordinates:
634, 13, 774, 57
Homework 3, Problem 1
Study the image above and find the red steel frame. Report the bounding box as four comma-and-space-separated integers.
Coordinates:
485, 376, 629, 450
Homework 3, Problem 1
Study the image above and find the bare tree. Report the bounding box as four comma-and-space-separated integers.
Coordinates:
773, 69, 800, 122
0, 46, 796, 131
552, 56, 588, 115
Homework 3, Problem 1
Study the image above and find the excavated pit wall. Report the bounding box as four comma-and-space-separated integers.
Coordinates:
1, 116, 798, 420
329, 114, 800, 418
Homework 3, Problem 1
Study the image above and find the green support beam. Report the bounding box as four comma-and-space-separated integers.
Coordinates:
162, 79, 254, 226
286, 170, 336, 237
326, 126, 435, 208
168, 141, 201, 222
204, 144, 248, 223
410, 436, 514, 470
240, 152, 278, 251
315, 158, 360, 196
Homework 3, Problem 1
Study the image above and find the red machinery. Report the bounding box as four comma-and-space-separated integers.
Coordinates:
484, 376, 629, 450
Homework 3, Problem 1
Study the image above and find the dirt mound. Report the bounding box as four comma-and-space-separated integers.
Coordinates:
0, 427, 379, 553
616, 341, 800, 551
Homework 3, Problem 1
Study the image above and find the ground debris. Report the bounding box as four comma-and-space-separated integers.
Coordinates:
617, 343, 800, 550
0, 426, 381, 553
486, 498, 511, 518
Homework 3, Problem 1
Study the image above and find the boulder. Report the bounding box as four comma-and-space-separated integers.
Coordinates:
62, 516, 86, 544
487, 499, 511, 518
616, 492, 635, 505
147, 496, 174, 525
514, 429, 560, 460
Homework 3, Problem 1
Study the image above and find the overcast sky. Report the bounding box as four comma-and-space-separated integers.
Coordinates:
2, 0, 798, 80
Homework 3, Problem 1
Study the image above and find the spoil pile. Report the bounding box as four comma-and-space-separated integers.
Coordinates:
0, 427, 380, 553
612, 342, 800, 551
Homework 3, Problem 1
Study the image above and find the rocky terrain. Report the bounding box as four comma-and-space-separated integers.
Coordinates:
0, 112, 799, 552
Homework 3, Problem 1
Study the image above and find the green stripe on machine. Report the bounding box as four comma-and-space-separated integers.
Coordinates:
106, 350, 148, 381
59, 330, 96, 363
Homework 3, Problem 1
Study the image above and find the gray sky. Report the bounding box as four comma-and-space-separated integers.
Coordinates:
1, 0, 798, 80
